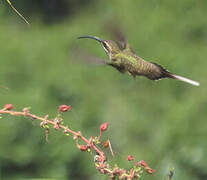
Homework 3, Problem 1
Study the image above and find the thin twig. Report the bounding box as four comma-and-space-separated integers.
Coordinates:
6, 0, 30, 25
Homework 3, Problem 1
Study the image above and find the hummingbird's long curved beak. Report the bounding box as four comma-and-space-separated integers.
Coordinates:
77, 36, 103, 43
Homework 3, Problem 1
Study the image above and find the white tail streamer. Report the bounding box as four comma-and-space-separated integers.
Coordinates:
172, 74, 200, 86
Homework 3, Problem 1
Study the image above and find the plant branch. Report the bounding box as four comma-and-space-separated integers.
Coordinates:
0, 104, 155, 180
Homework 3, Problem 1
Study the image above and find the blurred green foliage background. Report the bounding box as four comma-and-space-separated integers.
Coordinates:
0, 0, 207, 179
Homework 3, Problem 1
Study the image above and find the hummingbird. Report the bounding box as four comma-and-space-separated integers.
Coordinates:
78, 35, 200, 86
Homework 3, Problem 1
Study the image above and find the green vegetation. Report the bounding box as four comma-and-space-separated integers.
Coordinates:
0, 1, 206, 179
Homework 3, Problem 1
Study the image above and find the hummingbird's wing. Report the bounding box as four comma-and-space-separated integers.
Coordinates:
104, 21, 136, 53
105, 23, 128, 50
111, 27, 127, 50
106, 62, 126, 73
0, 85, 10, 94
71, 45, 107, 66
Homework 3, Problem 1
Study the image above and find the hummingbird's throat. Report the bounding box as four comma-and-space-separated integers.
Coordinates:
101, 41, 109, 52
102, 45, 109, 54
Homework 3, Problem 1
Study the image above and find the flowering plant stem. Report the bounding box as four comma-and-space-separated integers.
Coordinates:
0, 104, 156, 180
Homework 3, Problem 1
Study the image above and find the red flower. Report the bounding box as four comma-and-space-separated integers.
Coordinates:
4, 104, 13, 110
137, 160, 156, 174
127, 155, 134, 161
59, 105, 71, 112
100, 122, 109, 132
79, 145, 88, 151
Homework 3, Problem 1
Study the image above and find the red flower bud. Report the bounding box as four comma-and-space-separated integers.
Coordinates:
100, 122, 109, 132
148, 169, 156, 174
23, 108, 30, 114
54, 123, 60, 130
127, 155, 134, 161
140, 160, 148, 167
73, 135, 77, 140
79, 145, 88, 152
59, 105, 71, 112
4, 104, 13, 110
103, 140, 109, 148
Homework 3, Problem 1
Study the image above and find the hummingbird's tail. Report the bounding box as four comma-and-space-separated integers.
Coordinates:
169, 74, 200, 86
150, 62, 200, 86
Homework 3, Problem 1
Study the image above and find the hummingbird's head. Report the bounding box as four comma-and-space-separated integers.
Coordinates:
78, 35, 120, 58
